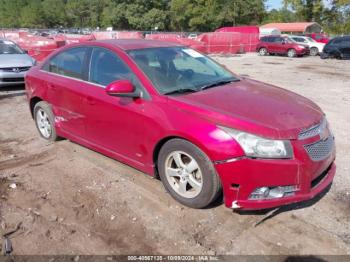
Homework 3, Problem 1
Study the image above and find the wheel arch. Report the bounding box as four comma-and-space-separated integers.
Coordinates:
153, 136, 188, 178
30, 96, 43, 118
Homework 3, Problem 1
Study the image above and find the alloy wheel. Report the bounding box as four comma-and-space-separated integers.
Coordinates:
36, 108, 52, 139
165, 151, 203, 198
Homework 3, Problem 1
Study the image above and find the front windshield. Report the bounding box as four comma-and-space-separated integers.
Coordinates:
0, 40, 24, 55
128, 47, 237, 95
307, 37, 316, 43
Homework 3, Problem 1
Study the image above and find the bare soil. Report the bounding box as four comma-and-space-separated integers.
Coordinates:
0, 54, 349, 255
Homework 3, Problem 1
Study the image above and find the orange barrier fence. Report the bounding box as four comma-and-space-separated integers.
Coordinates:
1, 30, 261, 61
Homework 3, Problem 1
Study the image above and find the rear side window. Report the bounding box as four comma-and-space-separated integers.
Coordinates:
43, 47, 88, 80
273, 37, 283, 43
293, 37, 306, 43
89, 47, 140, 87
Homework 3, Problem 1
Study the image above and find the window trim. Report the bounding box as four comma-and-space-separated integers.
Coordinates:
41, 46, 91, 81
86, 46, 151, 99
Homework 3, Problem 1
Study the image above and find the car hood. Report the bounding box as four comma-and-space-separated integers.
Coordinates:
0, 54, 34, 68
169, 79, 323, 140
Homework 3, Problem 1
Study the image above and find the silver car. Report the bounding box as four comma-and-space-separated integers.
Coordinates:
0, 39, 36, 87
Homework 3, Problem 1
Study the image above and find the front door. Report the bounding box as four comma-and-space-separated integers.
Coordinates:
82, 47, 153, 166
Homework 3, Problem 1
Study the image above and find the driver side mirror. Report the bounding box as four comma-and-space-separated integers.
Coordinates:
106, 80, 142, 98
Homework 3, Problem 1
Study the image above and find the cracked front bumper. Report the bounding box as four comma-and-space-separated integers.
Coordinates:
215, 145, 336, 210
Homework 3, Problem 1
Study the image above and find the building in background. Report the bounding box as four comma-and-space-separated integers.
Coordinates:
261, 22, 323, 34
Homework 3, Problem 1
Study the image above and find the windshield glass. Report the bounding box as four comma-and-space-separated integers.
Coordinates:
0, 40, 24, 55
307, 37, 316, 43
128, 47, 237, 95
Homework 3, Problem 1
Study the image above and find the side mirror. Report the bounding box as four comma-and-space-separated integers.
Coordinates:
106, 80, 141, 98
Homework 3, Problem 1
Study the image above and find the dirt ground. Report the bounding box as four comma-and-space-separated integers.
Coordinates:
0, 54, 350, 256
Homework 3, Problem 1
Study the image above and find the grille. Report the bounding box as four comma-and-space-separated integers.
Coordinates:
299, 118, 326, 140
0, 67, 31, 72
0, 77, 24, 82
304, 136, 334, 161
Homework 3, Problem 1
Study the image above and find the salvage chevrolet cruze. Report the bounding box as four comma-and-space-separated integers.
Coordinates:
25, 40, 336, 210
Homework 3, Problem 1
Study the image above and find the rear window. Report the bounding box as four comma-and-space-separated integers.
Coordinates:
43, 47, 88, 80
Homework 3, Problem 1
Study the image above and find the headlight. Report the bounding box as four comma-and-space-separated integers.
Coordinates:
298, 45, 306, 49
218, 126, 293, 159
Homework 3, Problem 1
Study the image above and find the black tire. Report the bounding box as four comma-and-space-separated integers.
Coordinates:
259, 47, 268, 56
158, 139, 222, 209
34, 101, 59, 141
287, 48, 296, 58
310, 47, 319, 56
320, 53, 328, 59
336, 52, 344, 60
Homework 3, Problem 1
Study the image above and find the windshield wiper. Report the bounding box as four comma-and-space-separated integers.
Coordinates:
200, 79, 239, 91
164, 88, 198, 96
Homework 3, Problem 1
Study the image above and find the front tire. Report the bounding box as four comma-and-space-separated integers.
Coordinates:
310, 47, 319, 56
158, 139, 222, 209
34, 101, 58, 141
287, 49, 296, 58
336, 52, 344, 60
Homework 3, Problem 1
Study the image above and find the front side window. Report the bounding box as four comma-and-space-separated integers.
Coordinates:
43, 47, 88, 80
333, 39, 342, 45
89, 48, 140, 87
128, 47, 237, 95
261, 37, 269, 42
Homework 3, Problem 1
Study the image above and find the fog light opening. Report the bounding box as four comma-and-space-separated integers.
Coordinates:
249, 185, 298, 200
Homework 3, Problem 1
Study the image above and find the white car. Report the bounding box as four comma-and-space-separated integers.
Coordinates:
289, 36, 325, 56
0, 39, 36, 87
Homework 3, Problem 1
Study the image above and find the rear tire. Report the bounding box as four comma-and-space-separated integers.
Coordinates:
287, 49, 296, 58
34, 101, 59, 141
310, 47, 319, 56
158, 139, 222, 209
259, 47, 268, 56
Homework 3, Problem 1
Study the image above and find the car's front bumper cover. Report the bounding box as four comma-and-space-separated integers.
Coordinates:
215, 138, 336, 210
0, 71, 26, 86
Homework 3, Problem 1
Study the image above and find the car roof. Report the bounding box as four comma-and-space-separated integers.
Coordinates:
90, 39, 183, 51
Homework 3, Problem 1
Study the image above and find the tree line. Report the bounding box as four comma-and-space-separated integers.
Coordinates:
0, 0, 349, 34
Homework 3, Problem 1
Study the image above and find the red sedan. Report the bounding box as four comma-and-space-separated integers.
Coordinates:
25, 40, 336, 210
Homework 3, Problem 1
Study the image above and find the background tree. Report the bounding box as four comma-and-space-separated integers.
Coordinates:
42, 0, 67, 28
0, 0, 348, 34
20, 0, 45, 28
0, 0, 25, 28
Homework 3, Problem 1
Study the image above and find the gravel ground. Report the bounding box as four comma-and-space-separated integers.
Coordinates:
0, 54, 349, 255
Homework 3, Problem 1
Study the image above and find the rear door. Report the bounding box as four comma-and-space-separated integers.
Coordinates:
41, 47, 91, 139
